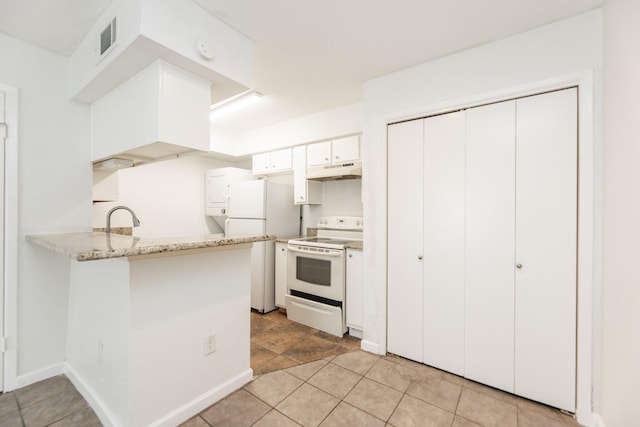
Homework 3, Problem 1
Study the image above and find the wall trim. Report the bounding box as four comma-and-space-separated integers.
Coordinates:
66, 362, 253, 427
365, 70, 598, 424
14, 362, 65, 389
360, 339, 383, 355
1, 84, 19, 392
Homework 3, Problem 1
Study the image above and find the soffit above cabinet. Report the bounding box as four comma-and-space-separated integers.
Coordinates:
69, 0, 254, 104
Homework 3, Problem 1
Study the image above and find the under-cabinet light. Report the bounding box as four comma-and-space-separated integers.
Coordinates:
209, 90, 263, 120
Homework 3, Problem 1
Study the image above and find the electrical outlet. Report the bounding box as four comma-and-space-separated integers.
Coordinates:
204, 334, 216, 356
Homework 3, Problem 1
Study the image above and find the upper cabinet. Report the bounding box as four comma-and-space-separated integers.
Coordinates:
293, 146, 322, 205
307, 135, 360, 167
91, 61, 211, 163
252, 148, 292, 176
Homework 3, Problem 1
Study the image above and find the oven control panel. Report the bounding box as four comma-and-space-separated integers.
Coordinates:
317, 216, 363, 230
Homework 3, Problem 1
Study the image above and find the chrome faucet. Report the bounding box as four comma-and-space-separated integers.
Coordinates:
106, 206, 141, 234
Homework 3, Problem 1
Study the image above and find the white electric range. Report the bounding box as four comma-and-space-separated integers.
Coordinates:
286, 216, 363, 337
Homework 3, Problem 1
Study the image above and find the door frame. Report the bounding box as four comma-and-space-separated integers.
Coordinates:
1, 84, 19, 392
374, 71, 597, 425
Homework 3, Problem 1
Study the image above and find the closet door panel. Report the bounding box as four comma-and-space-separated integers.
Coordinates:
387, 120, 424, 362
422, 111, 466, 375
465, 100, 516, 392
514, 88, 577, 411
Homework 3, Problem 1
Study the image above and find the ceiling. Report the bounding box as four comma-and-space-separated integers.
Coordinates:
1, 0, 603, 135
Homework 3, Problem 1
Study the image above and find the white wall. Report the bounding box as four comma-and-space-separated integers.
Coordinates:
361, 9, 602, 421
93, 155, 249, 237
601, 1, 640, 426
228, 102, 362, 156
0, 34, 92, 383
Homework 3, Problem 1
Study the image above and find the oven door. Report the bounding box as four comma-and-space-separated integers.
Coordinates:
287, 244, 345, 303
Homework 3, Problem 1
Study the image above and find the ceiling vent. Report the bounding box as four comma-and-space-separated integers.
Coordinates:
99, 17, 117, 58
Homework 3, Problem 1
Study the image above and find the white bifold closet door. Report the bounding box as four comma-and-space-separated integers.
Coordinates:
387, 119, 424, 362
514, 89, 577, 411
465, 88, 577, 411
422, 111, 466, 375
465, 100, 517, 393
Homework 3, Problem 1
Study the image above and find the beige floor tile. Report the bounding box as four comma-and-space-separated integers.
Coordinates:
343, 378, 403, 421
48, 406, 103, 427
200, 389, 270, 426
384, 354, 465, 386
332, 350, 379, 375
254, 354, 300, 375
21, 387, 88, 427
463, 379, 517, 405
456, 388, 517, 427
253, 409, 302, 427
285, 359, 329, 381
307, 362, 363, 399
517, 397, 576, 424
0, 393, 19, 414
179, 415, 210, 427
251, 341, 279, 367
276, 383, 340, 427
281, 335, 351, 364
365, 358, 415, 392
15, 375, 75, 408
406, 374, 462, 412
452, 415, 484, 427
319, 401, 385, 427
0, 410, 23, 427
388, 394, 454, 427
245, 370, 303, 407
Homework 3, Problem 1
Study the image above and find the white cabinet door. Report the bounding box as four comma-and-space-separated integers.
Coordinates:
332, 135, 359, 163
252, 152, 271, 175
346, 249, 363, 330
275, 242, 288, 308
514, 88, 577, 411
465, 100, 517, 393
307, 141, 332, 167
387, 119, 424, 362
293, 146, 322, 205
422, 111, 466, 376
270, 148, 292, 172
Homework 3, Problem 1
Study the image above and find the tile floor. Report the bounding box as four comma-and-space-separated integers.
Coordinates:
0, 310, 582, 426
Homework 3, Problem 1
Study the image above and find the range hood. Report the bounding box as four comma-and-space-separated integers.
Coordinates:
306, 160, 362, 181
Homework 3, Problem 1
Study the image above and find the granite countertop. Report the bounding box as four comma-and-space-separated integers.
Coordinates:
27, 232, 274, 262
345, 241, 363, 250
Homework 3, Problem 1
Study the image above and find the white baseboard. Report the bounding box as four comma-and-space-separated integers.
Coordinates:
64, 363, 120, 427
360, 339, 384, 355
15, 362, 65, 389
148, 369, 254, 427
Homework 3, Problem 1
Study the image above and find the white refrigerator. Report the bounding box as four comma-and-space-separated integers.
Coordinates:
225, 179, 300, 312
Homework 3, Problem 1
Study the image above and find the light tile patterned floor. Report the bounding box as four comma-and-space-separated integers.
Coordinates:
0, 310, 582, 426
184, 350, 583, 427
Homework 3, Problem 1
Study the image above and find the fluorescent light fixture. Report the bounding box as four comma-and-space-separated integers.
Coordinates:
210, 90, 263, 120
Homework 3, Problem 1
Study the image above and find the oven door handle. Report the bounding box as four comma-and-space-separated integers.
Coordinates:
287, 246, 344, 257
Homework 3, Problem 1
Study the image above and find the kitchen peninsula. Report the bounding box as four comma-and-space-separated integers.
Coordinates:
27, 232, 273, 427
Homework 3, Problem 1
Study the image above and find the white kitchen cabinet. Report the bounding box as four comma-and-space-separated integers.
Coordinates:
293, 146, 322, 205
332, 135, 360, 163
307, 135, 360, 168
346, 248, 363, 334
275, 241, 288, 308
306, 141, 332, 167
387, 88, 577, 412
252, 148, 293, 176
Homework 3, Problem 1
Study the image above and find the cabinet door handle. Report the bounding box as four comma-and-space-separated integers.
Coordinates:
516, 263, 523, 269
418, 255, 423, 260
349, 254, 352, 258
